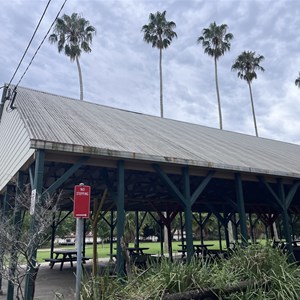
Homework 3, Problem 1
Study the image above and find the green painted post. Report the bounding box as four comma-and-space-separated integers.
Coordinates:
0, 185, 14, 295
24, 150, 45, 300
135, 211, 139, 248
278, 181, 294, 260
7, 173, 25, 299
110, 210, 114, 260
183, 167, 194, 261
116, 160, 125, 277
235, 173, 248, 246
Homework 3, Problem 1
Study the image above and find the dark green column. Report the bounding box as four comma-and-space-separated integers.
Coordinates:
235, 173, 248, 245
24, 150, 45, 300
116, 160, 125, 277
0, 185, 14, 295
183, 167, 194, 261
135, 211, 139, 248
7, 173, 25, 299
278, 181, 293, 258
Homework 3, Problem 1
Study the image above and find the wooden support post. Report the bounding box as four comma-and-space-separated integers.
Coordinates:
235, 174, 248, 246
116, 161, 125, 277
135, 211, 139, 249
183, 167, 194, 262
25, 150, 45, 300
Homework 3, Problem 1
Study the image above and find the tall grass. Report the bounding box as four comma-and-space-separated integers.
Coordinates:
80, 244, 300, 300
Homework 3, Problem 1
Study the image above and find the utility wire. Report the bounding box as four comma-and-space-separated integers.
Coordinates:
7, 0, 52, 88
14, 0, 68, 89
5, 0, 68, 113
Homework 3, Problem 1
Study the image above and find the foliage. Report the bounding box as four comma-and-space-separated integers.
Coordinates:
231, 51, 265, 84
141, 11, 177, 50
80, 244, 300, 300
49, 13, 96, 61
197, 22, 233, 60
0, 185, 59, 299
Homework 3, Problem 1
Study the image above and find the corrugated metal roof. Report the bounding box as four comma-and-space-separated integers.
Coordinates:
12, 86, 300, 178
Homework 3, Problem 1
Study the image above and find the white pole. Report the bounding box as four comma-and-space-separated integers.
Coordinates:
75, 217, 83, 300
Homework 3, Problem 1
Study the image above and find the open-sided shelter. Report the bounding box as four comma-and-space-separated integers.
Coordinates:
1, 85, 300, 299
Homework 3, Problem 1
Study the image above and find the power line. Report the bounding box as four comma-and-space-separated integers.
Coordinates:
6, 0, 68, 112
14, 0, 68, 89
7, 0, 52, 88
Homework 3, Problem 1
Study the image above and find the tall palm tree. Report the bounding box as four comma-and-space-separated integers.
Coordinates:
142, 11, 177, 118
295, 72, 300, 88
49, 13, 96, 100
231, 51, 265, 137
197, 22, 233, 130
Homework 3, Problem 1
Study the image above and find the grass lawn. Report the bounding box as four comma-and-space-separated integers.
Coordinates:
37, 240, 225, 262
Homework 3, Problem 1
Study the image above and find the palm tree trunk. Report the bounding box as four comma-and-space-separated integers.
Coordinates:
159, 47, 163, 118
248, 81, 258, 137
214, 56, 222, 129
76, 56, 84, 101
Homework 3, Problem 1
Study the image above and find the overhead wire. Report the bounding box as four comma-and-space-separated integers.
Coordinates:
7, 0, 52, 88
14, 0, 68, 90
5, 0, 68, 112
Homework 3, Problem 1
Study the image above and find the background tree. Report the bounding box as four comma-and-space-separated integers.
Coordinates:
197, 22, 233, 130
49, 13, 96, 101
295, 72, 300, 88
231, 51, 265, 137
142, 10, 177, 118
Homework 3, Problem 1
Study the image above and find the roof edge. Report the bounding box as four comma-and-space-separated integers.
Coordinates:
30, 139, 300, 179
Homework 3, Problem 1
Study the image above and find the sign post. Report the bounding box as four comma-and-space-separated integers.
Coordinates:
74, 183, 91, 300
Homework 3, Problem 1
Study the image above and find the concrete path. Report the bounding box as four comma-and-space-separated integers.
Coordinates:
0, 259, 114, 300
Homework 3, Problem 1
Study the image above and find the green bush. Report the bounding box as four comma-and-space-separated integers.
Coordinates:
80, 245, 300, 300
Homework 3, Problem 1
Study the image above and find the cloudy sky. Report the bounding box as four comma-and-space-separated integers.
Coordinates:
1, 0, 300, 144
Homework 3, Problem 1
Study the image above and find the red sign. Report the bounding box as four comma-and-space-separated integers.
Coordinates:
74, 185, 91, 218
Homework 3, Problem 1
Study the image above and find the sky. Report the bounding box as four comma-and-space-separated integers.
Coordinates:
1, 0, 300, 144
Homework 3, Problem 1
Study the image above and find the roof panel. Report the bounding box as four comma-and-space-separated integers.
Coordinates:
12, 86, 300, 178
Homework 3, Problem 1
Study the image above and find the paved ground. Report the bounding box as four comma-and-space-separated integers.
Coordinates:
0, 259, 114, 300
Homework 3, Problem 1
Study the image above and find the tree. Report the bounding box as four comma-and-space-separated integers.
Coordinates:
197, 22, 233, 130
142, 11, 177, 118
295, 72, 300, 88
231, 51, 265, 137
49, 13, 96, 101
0, 184, 59, 299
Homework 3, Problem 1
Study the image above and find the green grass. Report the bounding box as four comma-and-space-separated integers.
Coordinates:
37, 240, 224, 262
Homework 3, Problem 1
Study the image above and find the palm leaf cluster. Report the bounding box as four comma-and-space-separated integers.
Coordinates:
197, 22, 233, 60
49, 13, 95, 61
232, 51, 265, 83
141, 11, 177, 50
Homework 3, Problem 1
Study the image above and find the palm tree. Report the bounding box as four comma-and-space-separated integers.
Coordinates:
197, 22, 233, 130
49, 13, 96, 100
231, 51, 265, 137
295, 72, 300, 88
142, 11, 177, 118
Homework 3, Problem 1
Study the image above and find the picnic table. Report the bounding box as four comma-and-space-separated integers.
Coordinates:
178, 244, 215, 258
126, 247, 149, 256
44, 249, 90, 271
